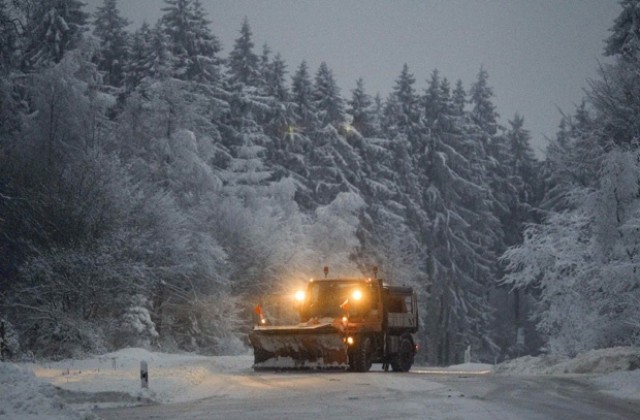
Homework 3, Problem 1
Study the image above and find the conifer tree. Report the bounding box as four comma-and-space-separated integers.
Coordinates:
370, 93, 384, 137
419, 68, 501, 364
604, 0, 640, 58
507, 114, 537, 190
161, 0, 221, 82
125, 22, 152, 91
348, 78, 375, 137
384, 64, 419, 138
21, 0, 89, 68
93, 0, 130, 87
423, 69, 448, 129
313, 62, 344, 127
187, 0, 222, 82
227, 17, 259, 87
257, 43, 271, 94
260, 50, 292, 144
593, 6, 640, 147
267, 52, 289, 101
452, 79, 466, 116
291, 60, 317, 130
469, 66, 499, 136
148, 21, 173, 81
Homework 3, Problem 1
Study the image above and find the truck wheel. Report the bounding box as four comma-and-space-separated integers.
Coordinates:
391, 336, 414, 372
351, 336, 372, 372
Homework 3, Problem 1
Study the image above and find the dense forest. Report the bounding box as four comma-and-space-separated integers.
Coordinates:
1, 0, 639, 364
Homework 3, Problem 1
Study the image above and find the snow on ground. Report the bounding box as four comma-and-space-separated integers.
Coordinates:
27, 348, 255, 405
495, 346, 640, 375
0, 362, 87, 420
414, 362, 494, 375
495, 346, 640, 401
0, 346, 638, 419
1, 348, 255, 419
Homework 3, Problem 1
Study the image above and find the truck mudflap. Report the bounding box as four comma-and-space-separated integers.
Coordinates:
249, 320, 348, 370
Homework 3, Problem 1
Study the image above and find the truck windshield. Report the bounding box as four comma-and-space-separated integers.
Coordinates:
305, 281, 376, 318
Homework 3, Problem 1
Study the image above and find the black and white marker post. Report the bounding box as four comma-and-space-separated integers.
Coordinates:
140, 360, 149, 389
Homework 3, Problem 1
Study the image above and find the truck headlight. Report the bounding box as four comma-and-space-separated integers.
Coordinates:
352, 289, 362, 301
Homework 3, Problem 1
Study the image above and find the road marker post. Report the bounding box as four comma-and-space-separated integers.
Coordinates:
141, 360, 149, 388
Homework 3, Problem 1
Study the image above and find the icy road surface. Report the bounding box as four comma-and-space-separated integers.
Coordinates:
95, 365, 640, 420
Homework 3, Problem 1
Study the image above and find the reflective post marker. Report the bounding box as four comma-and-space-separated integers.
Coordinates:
140, 360, 149, 388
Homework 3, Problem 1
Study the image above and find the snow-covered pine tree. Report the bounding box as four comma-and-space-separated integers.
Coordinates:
467, 67, 504, 255
418, 68, 501, 364
422, 69, 445, 126
259, 50, 293, 143
257, 43, 272, 94
291, 60, 318, 131
147, 21, 174, 82
380, 66, 426, 269
488, 113, 542, 357
383, 64, 422, 197
92, 0, 129, 88
160, 0, 191, 78
124, 22, 152, 92
347, 78, 376, 137
21, 0, 89, 69
604, 0, 640, 59
368, 93, 384, 138
266, 52, 289, 101
218, 19, 272, 184
592, 9, 640, 146
227, 17, 259, 87
469, 66, 499, 137
451, 79, 466, 116
313, 61, 345, 128
382, 63, 421, 144
506, 114, 539, 221
161, 0, 222, 83
541, 103, 604, 213
187, 0, 222, 83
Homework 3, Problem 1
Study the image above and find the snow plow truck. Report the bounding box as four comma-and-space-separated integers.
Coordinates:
249, 268, 419, 372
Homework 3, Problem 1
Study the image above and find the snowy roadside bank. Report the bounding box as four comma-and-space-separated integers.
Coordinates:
1, 348, 255, 419
1, 346, 638, 419
495, 346, 640, 401
0, 362, 88, 420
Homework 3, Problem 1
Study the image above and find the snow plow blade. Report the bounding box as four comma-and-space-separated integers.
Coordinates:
249, 322, 348, 370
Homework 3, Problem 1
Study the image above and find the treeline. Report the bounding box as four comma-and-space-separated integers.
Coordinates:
2, 0, 635, 363
0, 0, 541, 363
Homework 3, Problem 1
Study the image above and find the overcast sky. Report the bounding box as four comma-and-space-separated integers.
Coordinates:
85, 0, 620, 155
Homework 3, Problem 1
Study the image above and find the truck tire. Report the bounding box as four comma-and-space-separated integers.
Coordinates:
351, 336, 372, 372
391, 335, 414, 372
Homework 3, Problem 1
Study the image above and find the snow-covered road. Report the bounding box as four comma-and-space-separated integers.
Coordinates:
3, 348, 639, 419
95, 367, 640, 420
